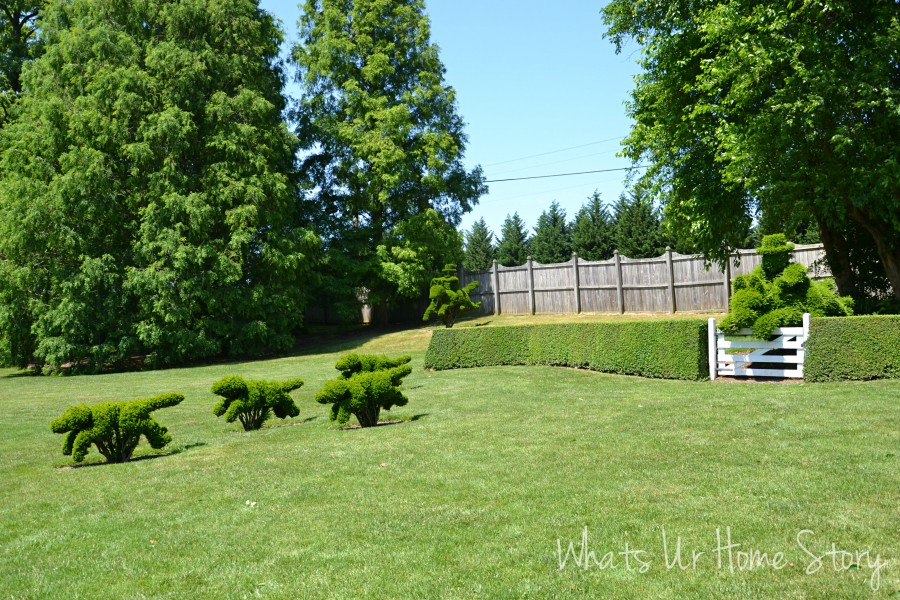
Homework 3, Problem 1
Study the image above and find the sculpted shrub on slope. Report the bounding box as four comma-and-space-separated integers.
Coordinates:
720, 234, 853, 338
315, 354, 412, 427
211, 376, 304, 431
50, 392, 184, 463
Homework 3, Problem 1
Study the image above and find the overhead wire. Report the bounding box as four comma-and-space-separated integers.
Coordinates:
485, 165, 644, 183
482, 135, 625, 168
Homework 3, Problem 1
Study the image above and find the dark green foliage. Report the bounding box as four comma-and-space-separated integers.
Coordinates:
0, 0, 316, 371
50, 392, 183, 463
293, 0, 484, 306
211, 376, 303, 431
529, 201, 571, 264
315, 354, 412, 427
757, 234, 795, 279
612, 192, 668, 259
805, 316, 900, 382
423, 264, 480, 328
463, 218, 495, 272
571, 191, 615, 261
602, 0, 900, 299
0, 0, 43, 121
721, 234, 853, 338
425, 321, 709, 381
496, 213, 530, 267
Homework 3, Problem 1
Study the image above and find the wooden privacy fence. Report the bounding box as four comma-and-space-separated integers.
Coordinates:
707, 314, 810, 379
460, 244, 829, 315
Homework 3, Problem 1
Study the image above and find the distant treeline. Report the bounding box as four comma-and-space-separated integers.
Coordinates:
462, 191, 820, 271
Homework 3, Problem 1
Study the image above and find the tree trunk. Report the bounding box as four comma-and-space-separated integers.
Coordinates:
847, 206, 900, 300
816, 216, 858, 298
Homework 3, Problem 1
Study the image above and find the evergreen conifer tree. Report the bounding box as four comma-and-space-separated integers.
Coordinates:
530, 201, 572, 264
571, 191, 615, 261
495, 213, 530, 267
463, 218, 495, 271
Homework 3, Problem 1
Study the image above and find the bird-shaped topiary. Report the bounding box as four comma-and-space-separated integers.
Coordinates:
211, 376, 304, 431
50, 392, 184, 463
315, 354, 412, 427
720, 234, 853, 338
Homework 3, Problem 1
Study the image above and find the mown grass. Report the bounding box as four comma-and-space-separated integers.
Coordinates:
0, 323, 897, 599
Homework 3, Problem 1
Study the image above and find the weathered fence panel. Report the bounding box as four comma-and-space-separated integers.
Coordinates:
461, 243, 829, 316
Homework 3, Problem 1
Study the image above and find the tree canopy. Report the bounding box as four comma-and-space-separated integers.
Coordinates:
0, 0, 316, 371
602, 0, 899, 300
463, 218, 495, 272
530, 201, 572, 264
293, 0, 485, 307
496, 212, 530, 267
613, 192, 668, 259
0, 1, 43, 121
571, 191, 615, 261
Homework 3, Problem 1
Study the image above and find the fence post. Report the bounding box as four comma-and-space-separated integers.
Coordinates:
708, 318, 717, 381
722, 256, 732, 311
527, 256, 535, 315
666, 246, 676, 314
572, 252, 581, 314
614, 250, 625, 314
802, 312, 810, 340
492, 259, 500, 316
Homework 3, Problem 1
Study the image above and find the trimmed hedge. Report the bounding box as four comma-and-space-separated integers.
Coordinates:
425, 320, 709, 380
805, 316, 900, 382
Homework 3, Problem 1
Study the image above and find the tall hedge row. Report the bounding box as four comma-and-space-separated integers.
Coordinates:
424, 320, 709, 380
805, 316, 900, 382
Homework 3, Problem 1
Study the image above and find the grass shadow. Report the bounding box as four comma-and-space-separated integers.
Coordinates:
338, 413, 428, 430
55, 442, 207, 469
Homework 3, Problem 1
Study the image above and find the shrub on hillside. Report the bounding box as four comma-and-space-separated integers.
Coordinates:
423, 264, 480, 328
315, 354, 412, 427
50, 392, 184, 463
211, 376, 303, 431
720, 234, 852, 338
424, 320, 708, 380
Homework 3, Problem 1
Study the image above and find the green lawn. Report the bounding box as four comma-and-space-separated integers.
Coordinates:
0, 324, 897, 599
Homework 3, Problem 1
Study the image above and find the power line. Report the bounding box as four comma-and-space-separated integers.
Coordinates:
483, 136, 624, 168
485, 165, 644, 183
489, 148, 621, 177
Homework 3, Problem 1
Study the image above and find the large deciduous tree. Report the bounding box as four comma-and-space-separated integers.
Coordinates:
293, 0, 485, 309
602, 0, 899, 301
0, 0, 316, 371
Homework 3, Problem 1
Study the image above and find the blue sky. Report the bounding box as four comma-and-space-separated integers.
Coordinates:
259, 0, 641, 238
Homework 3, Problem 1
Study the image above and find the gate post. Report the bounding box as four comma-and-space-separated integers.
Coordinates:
708, 318, 717, 381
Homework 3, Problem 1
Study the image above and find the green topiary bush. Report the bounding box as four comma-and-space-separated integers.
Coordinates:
425, 320, 709, 380
423, 264, 481, 328
211, 376, 303, 431
50, 392, 184, 463
720, 234, 853, 338
315, 354, 413, 427
805, 315, 900, 381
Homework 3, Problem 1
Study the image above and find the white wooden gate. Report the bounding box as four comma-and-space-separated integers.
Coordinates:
707, 314, 810, 380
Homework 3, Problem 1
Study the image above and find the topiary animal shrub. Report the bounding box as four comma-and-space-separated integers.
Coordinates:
211, 376, 304, 431
423, 264, 481, 328
50, 392, 184, 463
315, 354, 412, 427
720, 234, 853, 338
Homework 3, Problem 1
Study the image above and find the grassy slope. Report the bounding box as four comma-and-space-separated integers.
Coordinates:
0, 323, 897, 599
